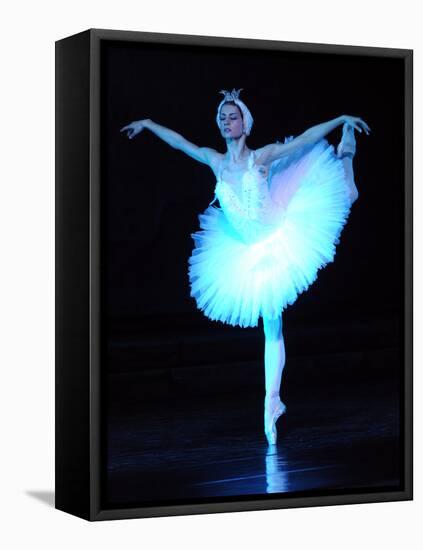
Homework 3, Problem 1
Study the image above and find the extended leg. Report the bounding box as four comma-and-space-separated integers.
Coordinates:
263, 314, 287, 445
342, 155, 359, 204
337, 123, 359, 204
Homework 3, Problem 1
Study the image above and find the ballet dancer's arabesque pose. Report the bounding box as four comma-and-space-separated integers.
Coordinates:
121, 89, 371, 445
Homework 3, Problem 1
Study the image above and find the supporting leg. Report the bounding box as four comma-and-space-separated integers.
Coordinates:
263, 314, 285, 398
263, 314, 287, 445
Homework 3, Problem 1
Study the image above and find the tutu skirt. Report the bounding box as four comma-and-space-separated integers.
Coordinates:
188, 138, 353, 328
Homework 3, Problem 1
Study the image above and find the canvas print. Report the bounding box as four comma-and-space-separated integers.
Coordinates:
100, 38, 404, 509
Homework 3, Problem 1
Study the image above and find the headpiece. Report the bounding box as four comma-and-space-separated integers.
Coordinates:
216, 88, 254, 136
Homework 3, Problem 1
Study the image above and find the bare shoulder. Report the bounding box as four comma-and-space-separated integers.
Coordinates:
252, 146, 273, 168
253, 136, 307, 166
201, 148, 224, 177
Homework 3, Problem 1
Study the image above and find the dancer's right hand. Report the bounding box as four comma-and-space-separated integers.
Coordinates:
120, 119, 149, 139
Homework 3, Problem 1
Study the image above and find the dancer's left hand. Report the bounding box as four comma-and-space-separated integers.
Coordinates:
343, 115, 371, 135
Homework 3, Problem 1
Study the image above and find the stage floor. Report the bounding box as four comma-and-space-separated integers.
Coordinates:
103, 374, 401, 508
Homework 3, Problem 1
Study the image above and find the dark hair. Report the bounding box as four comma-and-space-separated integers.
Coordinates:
220, 101, 244, 120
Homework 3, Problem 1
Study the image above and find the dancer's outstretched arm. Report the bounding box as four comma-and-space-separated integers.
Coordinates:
256, 114, 371, 165
120, 118, 220, 168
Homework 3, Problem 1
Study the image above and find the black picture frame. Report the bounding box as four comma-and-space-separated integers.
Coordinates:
55, 28, 413, 521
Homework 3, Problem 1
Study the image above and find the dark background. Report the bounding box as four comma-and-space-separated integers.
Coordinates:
99, 38, 405, 508
101, 40, 403, 329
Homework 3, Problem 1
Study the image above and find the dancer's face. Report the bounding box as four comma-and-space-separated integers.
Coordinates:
219, 103, 244, 139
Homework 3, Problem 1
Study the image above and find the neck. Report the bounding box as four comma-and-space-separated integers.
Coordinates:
225, 134, 249, 163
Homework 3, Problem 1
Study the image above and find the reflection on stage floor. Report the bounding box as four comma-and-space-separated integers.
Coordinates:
105, 371, 400, 507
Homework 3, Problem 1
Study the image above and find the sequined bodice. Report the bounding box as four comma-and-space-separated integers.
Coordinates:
209, 151, 278, 243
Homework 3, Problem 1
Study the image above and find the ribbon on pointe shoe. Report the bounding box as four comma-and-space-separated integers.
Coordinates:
337, 123, 356, 159
264, 397, 287, 445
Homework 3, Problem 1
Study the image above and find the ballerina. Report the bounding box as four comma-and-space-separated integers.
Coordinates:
120, 89, 370, 445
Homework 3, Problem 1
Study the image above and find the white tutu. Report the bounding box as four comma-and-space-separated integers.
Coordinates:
188, 137, 353, 328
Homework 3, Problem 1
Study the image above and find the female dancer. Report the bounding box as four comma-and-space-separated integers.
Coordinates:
120, 89, 371, 445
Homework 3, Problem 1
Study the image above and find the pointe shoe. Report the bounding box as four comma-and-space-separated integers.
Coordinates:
264, 397, 287, 445
337, 123, 356, 159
